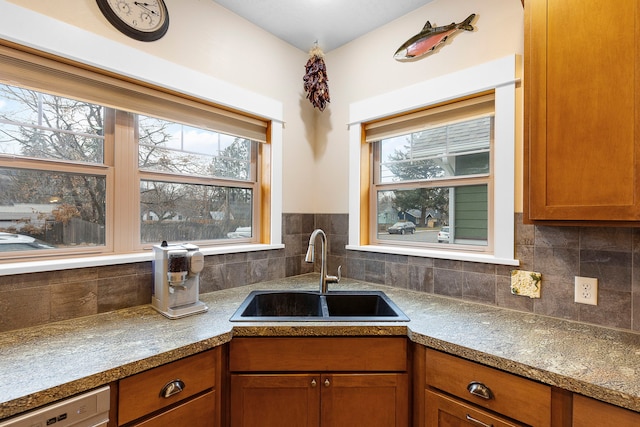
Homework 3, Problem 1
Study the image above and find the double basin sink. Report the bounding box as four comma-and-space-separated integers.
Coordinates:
230, 290, 409, 322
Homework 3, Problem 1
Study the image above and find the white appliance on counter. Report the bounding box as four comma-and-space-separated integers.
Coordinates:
0, 386, 110, 427
152, 241, 208, 319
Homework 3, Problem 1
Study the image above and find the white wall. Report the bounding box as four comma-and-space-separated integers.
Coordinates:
319, 0, 524, 213
4, 0, 524, 215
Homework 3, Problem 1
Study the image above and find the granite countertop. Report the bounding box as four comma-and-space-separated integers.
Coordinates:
1, 274, 639, 420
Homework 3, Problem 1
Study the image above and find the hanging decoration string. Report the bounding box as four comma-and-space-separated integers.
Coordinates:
303, 42, 330, 111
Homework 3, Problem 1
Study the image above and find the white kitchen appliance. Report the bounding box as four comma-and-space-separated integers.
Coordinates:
0, 386, 110, 427
152, 241, 208, 319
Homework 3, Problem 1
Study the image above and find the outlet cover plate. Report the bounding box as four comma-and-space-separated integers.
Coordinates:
574, 276, 598, 305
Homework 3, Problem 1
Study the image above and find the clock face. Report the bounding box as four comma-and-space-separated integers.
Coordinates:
97, 0, 169, 41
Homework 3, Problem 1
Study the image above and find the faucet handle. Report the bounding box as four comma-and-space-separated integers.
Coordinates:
326, 265, 341, 284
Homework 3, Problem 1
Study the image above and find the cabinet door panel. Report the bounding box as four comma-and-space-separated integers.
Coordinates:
573, 394, 640, 427
321, 373, 408, 427
526, 0, 640, 221
425, 390, 525, 427
230, 374, 320, 427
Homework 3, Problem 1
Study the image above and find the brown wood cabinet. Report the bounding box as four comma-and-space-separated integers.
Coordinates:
418, 348, 552, 427
572, 394, 640, 427
103, 338, 639, 427
228, 337, 409, 427
117, 347, 222, 427
524, 0, 640, 223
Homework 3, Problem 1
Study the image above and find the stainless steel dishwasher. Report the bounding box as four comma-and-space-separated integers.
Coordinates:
0, 386, 110, 427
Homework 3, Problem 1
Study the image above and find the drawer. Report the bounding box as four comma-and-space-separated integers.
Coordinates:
119, 349, 217, 425
426, 349, 551, 427
426, 389, 526, 427
128, 390, 216, 427
229, 337, 407, 372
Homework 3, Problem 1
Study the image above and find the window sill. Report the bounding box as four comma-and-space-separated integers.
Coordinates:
0, 243, 285, 276
346, 245, 519, 266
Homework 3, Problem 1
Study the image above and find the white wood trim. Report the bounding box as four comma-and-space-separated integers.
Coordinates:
269, 122, 284, 245
346, 245, 519, 266
0, 1, 283, 123
349, 55, 519, 125
348, 123, 363, 247
493, 82, 517, 261
0, 244, 285, 276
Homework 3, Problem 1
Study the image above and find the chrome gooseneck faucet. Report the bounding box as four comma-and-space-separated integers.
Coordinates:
305, 229, 341, 293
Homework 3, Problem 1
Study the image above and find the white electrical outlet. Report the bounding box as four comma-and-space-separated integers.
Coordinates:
574, 276, 598, 305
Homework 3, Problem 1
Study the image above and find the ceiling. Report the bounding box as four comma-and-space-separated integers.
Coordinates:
211, 0, 436, 52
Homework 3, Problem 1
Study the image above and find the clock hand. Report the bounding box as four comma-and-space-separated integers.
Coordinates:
134, 1, 158, 15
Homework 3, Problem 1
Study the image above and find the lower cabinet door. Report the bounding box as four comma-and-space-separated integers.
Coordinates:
230, 374, 321, 427
231, 373, 408, 427
572, 394, 640, 427
130, 390, 216, 427
321, 373, 409, 427
426, 390, 525, 427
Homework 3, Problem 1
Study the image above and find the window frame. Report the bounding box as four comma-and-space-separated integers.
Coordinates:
369, 96, 495, 251
347, 55, 520, 266
130, 112, 262, 251
0, 39, 283, 272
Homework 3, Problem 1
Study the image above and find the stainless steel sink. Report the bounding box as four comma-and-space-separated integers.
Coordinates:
229, 290, 409, 322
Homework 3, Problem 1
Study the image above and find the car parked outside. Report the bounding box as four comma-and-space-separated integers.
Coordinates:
227, 226, 252, 239
437, 226, 450, 243
0, 232, 55, 252
387, 221, 416, 235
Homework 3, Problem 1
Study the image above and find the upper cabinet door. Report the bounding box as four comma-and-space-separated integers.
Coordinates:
525, 0, 640, 223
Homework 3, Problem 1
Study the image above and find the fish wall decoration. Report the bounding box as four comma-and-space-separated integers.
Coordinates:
394, 13, 476, 60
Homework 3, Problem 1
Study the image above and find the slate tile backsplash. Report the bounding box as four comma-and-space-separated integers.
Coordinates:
1, 212, 639, 333
343, 213, 638, 332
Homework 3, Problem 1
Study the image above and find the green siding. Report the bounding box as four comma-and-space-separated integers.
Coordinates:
454, 185, 488, 241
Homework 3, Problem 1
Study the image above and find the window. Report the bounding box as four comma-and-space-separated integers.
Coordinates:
0, 87, 109, 253
0, 44, 269, 262
348, 55, 518, 265
370, 96, 494, 250
137, 115, 257, 244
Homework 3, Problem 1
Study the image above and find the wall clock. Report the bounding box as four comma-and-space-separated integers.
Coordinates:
96, 0, 169, 42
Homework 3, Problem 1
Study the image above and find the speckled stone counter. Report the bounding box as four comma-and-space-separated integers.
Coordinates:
1, 274, 639, 420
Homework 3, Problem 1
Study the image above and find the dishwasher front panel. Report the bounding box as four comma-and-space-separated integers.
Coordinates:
0, 385, 110, 427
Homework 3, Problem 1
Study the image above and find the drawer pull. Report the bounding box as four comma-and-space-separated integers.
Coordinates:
324, 378, 331, 387
160, 379, 185, 398
311, 378, 317, 387
467, 381, 493, 400
466, 414, 493, 427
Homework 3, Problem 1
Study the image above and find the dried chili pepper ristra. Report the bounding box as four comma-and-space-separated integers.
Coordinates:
303, 45, 330, 111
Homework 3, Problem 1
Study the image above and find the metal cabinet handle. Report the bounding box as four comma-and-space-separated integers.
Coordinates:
324, 378, 331, 387
467, 381, 494, 400
311, 378, 317, 387
466, 414, 494, 427
160, 379, 185, 398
